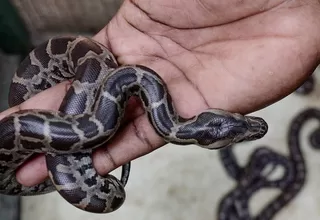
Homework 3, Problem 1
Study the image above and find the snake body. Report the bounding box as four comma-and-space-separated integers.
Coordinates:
0, 36, 268, 213
217, 107, 320, 219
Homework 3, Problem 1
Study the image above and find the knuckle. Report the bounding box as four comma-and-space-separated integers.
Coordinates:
102, 148, 118, 171
132, 118, 156, 151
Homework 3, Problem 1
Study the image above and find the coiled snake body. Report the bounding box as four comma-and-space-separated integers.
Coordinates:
0, 36, 268, 213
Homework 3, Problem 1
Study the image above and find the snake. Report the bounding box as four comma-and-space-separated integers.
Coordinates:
295, 75, 315, 95
0, 36, 268, 213
217, 106, 320, 220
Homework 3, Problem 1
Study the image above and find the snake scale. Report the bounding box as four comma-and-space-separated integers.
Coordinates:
0, 36, 268, 213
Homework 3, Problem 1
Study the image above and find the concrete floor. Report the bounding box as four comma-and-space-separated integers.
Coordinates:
16, 68, 320, 220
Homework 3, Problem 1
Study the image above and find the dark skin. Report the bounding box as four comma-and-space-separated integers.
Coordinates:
1, 0, 320, 186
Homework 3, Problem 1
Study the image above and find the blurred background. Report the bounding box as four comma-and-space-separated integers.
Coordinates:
1, 1, 320, 220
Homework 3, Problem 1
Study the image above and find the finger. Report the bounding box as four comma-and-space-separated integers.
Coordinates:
93, 112, 165, 176
16, 154, 47, 187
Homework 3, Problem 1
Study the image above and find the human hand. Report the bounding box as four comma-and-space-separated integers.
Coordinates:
6, 0, 320, 186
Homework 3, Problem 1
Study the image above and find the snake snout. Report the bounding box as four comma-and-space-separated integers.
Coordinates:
244, 116, 268, 140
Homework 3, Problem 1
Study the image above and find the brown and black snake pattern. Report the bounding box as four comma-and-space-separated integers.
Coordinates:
0, 36, 268, 213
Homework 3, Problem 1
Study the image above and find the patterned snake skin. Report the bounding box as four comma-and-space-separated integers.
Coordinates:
0, 36, 268, 213
216, 78, 319, 220
217, 107, 320, 220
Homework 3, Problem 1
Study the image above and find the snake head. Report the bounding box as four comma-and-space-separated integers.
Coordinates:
207, 112, 268, 149
240, 115, 269, 141
175, 110, 268, 149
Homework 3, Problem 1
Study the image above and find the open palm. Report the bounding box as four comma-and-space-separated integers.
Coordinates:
8, 0, 320, 186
